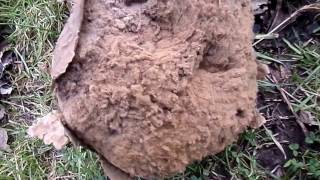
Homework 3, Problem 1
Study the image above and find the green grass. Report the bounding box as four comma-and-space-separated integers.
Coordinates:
0, 0, 319, 179
280, 40, 320, 180
0, 0, 103, 179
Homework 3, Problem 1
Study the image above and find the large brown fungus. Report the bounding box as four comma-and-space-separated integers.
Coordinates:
30, 0, 265, 178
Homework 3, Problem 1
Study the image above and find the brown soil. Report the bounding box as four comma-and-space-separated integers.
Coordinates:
55, 0, 263, 178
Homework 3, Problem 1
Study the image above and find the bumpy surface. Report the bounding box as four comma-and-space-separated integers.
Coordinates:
56, 0, 262, 178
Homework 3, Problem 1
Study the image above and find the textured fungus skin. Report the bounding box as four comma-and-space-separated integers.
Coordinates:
56, 0, 263, 178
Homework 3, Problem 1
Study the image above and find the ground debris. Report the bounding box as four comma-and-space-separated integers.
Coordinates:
0, 105, 5, 120
252, 0, 269, 15
0, 44, 13, 96
0, 104, 7, 125
51, 0, 85, 80
298, 111, 318, 126
0, 127, 10, 152
253, 0, 320, 46
254, 2, 320, 178
28, 111, 69, 150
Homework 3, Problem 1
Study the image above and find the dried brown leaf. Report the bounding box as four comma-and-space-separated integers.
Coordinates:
28, 111, 69, 149
251, 110, 266, 128
51, 0, 85, 80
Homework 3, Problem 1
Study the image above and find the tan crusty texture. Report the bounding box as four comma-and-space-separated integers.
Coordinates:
55, 0, 263, 178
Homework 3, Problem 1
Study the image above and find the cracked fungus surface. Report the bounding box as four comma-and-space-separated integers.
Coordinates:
55, 0, 263, 178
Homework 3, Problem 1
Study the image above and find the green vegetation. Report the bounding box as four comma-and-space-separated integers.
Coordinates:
0, 0, 103, 179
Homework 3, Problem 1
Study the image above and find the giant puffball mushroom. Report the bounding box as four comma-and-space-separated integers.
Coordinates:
29, 0, 265, 179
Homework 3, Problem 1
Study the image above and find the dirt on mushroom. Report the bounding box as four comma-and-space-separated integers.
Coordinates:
44, 0, 264, 178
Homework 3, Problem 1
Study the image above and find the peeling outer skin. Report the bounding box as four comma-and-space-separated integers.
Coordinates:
28, 110, 82, 150
55, 0, 265, 178
28, 110, 70, 150
51, 0, 85, 80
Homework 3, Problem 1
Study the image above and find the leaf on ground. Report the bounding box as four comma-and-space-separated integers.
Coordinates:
298, 111, 318, 126
28, 111, 69, 150
51, 0, 85, 80
0, 85, 12, 95
0, 128, 10, 152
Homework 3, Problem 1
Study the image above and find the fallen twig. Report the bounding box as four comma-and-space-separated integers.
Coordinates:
255, 33, 279, 40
